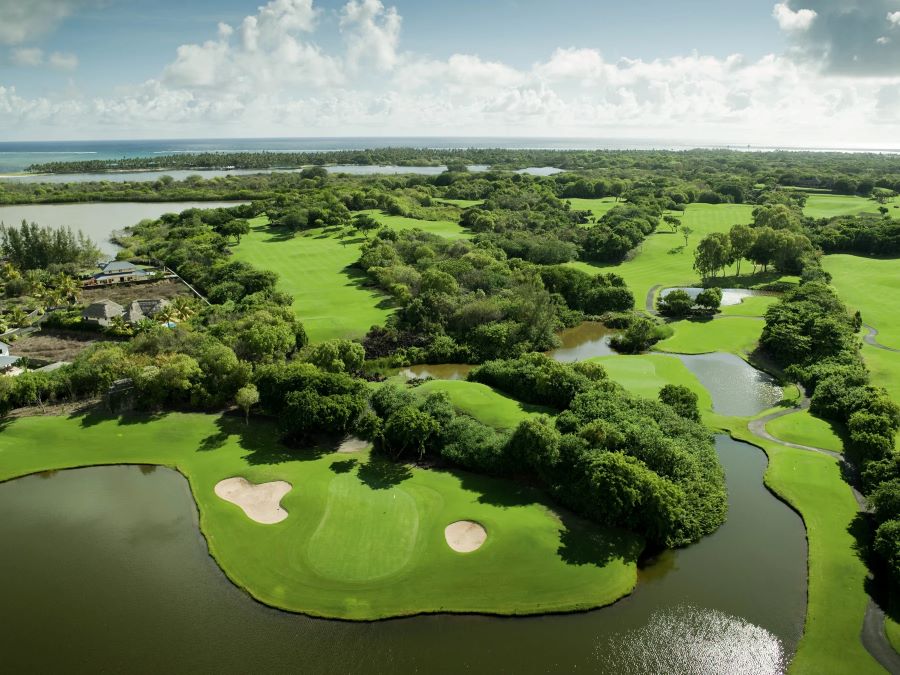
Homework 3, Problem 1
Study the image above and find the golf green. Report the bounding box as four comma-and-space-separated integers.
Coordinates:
0, 412, 641, 620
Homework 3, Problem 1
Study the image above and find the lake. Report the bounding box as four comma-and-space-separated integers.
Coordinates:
0, 201, 249, 255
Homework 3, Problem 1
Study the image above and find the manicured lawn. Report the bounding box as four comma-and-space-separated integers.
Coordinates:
363, 210, 470, 240
654, 317, 764, 356
824, 255, 900, 349
564, 197, 620, 221
766, 410, 845, 454
233, 214, 465, 343
886, 617, 900, 656
727, 425, 883, 675
413, 379, 553, 428
860, 344, 900, 451
569, 203, 757, 309
718, 294, 778, 317
803, 194, 895, 220
590, 353, 714, 416
0, 413, 641, 620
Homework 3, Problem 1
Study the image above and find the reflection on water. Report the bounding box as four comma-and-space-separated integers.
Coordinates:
600, 605, 786, 675
661, 287, 769, 307
677, 353, 783, 417
549, 322, 617, 362
400, 364, 473, 380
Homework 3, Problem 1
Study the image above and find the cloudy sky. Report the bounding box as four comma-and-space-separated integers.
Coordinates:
1, 0, 900, 145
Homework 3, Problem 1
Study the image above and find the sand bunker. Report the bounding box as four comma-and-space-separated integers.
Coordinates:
444, 520, 487, 552
214, 477, 292, 524
337, 436, 369, 453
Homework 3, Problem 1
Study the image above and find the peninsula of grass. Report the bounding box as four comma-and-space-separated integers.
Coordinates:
717, 294, 778, 317
765, 411, 845, 454
412, 379, 553, 428
233, 214, 467, 343
654, 317, 764, 356
0, 412, 642, 621
727, 424, 883, 675
824, 255, 900, 349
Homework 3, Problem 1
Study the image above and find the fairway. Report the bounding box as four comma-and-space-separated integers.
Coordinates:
569, 203, 756, 309
413, 379, 553, 427
654, 317, 764, 356
824, 255, 900, 349
803, 194, 896, 220
564, 197, 620, 221
233, 214, 466, 343
765, 410, 845, 454
0, 413, 641, 620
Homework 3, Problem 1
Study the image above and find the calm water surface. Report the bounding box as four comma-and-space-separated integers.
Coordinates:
0, 436, 804, 673
677, 352, 784, 417
0, 201, 249, 255
660, 287, 770, 307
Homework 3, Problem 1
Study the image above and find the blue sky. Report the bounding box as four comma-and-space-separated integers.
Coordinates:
1, 0, 899, 145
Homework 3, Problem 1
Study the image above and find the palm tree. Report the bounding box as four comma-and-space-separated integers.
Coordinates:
0, 262, 20, 281
170, 296, 197, 321
156, 305, 177, 326
53, 273, 80, 306
7, 306, 28, 328
108, 315, 133, 337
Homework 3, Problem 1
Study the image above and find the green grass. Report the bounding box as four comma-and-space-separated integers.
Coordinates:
765, 411, 845, 454
886, 617, 900, 656
568, 203, 757, 309
0, 412, 641, 620
362, 210, 470, 240
654, 317, 764, 356
859, 344, 900, 451
803, 194, 896, 220
412, 379, 552, 428
718, 294, 778, 317
726, 424, 882, 675
233, 214, 466, 343
564, 197, 620, 221
590, 353, 714, 416
824, 255, 900, 350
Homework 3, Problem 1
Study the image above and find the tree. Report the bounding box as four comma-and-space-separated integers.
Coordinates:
728, 224, 756, 277
695, 287, 723, 312
748, 226, 779, 272
235, 384, 259, 425
352, 214, 380, 239
659, 384, 701, 421
693, 232, 732, 278
610, 317, 658, 354
302, 339, 365, 373
219, 219, 251, 244
681, 226, 693, 247
663, 215, 681, 233
381, 406, 439, 460
657, 289, 694, 317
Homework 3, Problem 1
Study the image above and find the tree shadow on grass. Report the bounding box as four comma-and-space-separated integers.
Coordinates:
330, 459, 358, 474
556, 511, 640, 568
69, 405, 169, 429
453, 468, 542, 509
357, 457, 411, 490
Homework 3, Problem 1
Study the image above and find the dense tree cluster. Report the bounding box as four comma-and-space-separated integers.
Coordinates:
761, 281, 900, 592
806, 213, 900, 256
363, 354, 726, 548
0, 221, 100, 270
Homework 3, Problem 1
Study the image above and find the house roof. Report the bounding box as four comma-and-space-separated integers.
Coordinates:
0, 355, 20, 369
102, 260, 139, 273
83, 299, 125, 320
0, 340, 10, 351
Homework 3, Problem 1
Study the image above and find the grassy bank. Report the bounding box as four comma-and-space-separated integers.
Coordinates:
0, 412, 641, 621
824, 255, 900, 349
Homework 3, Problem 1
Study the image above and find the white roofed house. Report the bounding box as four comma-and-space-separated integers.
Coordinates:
83, 260, 154, 287
0, 340, 22, 372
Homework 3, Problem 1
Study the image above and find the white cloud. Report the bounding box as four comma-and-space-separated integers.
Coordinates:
772, 3, 817, 32
0, 0, 97, 45
11, 47, 44, 66
889, 11, 900, 26
340, 0, 401, 72
877, 36, 891, 45
48, 52, 78, 71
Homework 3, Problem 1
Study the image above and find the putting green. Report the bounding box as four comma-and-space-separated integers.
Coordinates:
307, 473, 421, 582
654, 317, 764, 356
413, 379, 553, 427
824, 255, 900, 349
0, 412, 641, 620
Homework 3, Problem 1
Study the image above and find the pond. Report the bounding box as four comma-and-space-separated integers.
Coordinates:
660, 287, 771, 307
676, 352, 784, 417
0, 201, 250, 255
0, 436, 804, 673
549, 321, 617, 361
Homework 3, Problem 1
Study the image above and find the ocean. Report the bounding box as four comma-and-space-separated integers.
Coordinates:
3, 137, 895, 175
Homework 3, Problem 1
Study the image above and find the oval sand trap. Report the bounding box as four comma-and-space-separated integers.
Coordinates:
444, 520, 487, 553
214, 477, 292, 524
